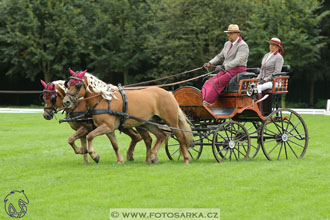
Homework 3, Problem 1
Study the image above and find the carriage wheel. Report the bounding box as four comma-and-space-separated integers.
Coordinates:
165, 132, 204, 161
242, 121, 262, 158
260, 108, 308, 160
212, 121, 251, 162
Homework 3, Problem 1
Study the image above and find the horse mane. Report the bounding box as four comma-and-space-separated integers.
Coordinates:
84, 73, 118, 100
52, 80, 66, 93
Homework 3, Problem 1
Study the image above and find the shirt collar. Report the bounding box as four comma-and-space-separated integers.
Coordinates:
232, 36, 241, 45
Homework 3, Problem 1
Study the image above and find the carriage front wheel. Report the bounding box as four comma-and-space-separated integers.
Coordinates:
260, 108, 309, 160
212, 120, 251, 162
165, 132, 204, 161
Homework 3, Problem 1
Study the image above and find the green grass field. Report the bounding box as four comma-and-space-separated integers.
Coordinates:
0, 113, 329, 220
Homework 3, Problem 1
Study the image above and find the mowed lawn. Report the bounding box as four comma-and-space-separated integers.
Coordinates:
0, 113, 329, 220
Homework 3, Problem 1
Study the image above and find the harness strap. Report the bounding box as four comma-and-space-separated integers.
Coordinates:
118, 86, 128, 130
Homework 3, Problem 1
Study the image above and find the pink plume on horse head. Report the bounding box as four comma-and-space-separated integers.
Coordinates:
69, 68, 75, 76
40, 80, 47, 88
77, 69, 87, 79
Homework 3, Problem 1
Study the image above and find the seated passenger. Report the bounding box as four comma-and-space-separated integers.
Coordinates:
202, 24, 249, 106
256, 37, 284, 113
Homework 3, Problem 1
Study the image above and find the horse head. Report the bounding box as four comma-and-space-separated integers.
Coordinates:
63, 68, 87, 108
40, 80, 63, 120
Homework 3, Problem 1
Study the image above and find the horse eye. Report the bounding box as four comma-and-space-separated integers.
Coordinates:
64, 81, 69, 88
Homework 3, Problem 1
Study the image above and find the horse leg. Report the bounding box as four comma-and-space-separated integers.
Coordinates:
80, 136, 89, 163
144, 125, 166, 164
68, 126, 89, 155
136, 126, 153, 163
122, 128, 142, 161
105, 132, 124, 164
87, 124, 112, 163
172, 130, 190, 164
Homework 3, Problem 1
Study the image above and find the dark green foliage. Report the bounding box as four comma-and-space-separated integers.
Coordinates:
0, 0, 329, 106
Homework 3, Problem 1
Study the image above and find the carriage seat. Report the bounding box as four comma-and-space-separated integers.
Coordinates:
272, 65, 291, 77
224, 72, 257, 93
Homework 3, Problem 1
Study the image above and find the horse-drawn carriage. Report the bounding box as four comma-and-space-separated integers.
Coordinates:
165, 65, 309, 162
43, 65, 308, 164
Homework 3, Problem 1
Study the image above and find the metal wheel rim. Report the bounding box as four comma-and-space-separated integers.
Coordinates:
260, 108, 309, 161
165, 132, 204, 161
212, 120, 251, 162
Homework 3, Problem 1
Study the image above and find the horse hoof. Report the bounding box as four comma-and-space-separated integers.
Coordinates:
94, 155, 100, 163
151, 158, 159, 164
127, 157, 134, 161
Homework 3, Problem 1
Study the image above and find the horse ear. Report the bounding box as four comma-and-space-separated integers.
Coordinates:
79, 69, 87, 78
40, 80, 47, 88
69, 68, 75, 76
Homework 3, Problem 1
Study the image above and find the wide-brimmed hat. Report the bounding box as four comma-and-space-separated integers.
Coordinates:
267, 37, 284, 54
224, 24, 240, 33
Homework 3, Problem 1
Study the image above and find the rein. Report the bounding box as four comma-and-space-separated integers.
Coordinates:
124, 66, 204, 87
124, 71, 215, 90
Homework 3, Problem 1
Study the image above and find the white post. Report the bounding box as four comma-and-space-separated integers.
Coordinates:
327, 100, 330, 113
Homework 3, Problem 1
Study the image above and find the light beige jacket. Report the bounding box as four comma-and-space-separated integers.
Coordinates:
257, 52, 284, 82
209, 37, 249, 70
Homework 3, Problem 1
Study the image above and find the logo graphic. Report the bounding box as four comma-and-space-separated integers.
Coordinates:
4, 190, 29, 218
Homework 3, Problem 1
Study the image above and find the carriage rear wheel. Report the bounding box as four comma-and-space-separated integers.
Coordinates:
165, 132, 204, 161
212, 120, 251, 162
241, 121, 262, 158
260, 108, 309, 160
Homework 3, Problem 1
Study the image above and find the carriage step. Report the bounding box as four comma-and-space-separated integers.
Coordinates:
209, 108, 235, 116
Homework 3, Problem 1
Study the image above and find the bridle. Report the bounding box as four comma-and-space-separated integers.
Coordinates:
43, 84, 63, 114
65, 75, 86, 104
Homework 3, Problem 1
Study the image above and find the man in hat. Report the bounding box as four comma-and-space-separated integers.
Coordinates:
202, 24, 249, 105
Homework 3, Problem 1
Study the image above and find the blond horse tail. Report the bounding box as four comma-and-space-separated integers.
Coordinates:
177, 107, 194, 148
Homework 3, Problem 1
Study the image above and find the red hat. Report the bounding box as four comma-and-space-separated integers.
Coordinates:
268, 37, 284, 54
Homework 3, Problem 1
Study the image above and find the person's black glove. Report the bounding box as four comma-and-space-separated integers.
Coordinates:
215, 65, 224, 72
259, 79, 266, 84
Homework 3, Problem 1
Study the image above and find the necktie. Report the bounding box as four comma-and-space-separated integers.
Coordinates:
228, 43, 233, 53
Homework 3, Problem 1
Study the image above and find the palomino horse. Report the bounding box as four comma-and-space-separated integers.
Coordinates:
62, 69, 193, 163
41, 80, 151, 163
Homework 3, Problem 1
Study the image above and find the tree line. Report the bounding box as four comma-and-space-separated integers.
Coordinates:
0, 0, 329, 107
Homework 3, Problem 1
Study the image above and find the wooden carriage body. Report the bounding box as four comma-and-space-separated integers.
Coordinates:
173, 66, 290, 122
165, 65, 308, 162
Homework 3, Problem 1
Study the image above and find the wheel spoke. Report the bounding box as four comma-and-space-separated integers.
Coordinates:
188, 150, 194, 159
268, 141, 281, 155
170, 148, 180, 157
236, 147, 247, 158
233, 149, 238, 161
287, 139, 305, 148
285, 112, 293, 131
284, 142, 288, 159
286, 141, 299, 159
191, 148, 201, 153
287, 133, 306, 141
177, 152, 181, 160
287, 120, 302, 134
277, 143, 283, 160
271, 119, 283, 133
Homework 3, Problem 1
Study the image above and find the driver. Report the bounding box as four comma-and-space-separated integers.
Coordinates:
202, 24, 249, 106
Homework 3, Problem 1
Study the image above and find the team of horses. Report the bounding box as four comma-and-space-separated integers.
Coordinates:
41, 69, 193, 164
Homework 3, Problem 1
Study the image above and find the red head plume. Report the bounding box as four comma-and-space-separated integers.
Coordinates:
40, 80, 47, 88
69, 68, 75, 76
77, 69, 87, 78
